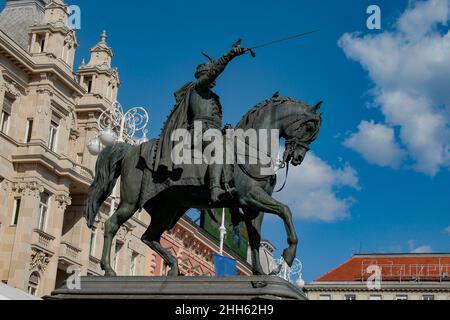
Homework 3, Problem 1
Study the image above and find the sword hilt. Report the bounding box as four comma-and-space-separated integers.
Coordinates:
231, 39, 257, 58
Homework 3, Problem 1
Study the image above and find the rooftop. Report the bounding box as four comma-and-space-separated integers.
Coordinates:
315, 253, 450, 283
0, 0, 50, 50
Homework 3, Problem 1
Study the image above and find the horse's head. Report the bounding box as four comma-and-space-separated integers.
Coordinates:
237, 95, 323, 168
280, 99, 323, 167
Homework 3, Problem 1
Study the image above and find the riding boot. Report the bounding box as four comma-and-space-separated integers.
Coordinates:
209, 163, 226, 203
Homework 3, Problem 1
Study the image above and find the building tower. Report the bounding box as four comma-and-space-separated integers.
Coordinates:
78, 30, 120, 103
75, 30, 120, 171
28, 0, 78, 70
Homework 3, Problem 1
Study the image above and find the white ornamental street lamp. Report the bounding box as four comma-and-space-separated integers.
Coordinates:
86, 136, 103, 156
270, 257, 305, 289
87, 101, 149, 156
86, 101, 149, 216
219, 208, 227, 256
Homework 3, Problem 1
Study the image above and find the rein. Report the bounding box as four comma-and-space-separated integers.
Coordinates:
234, 135, 291, 193
234, 135, 281, 186
232, 103, 321, 194
274, 161, 289, 193
236, 161, 289, 193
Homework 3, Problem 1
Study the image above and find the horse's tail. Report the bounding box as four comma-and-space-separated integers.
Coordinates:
84, 143, 133, 228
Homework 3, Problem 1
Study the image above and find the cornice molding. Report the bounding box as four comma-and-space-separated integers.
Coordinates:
0, 30, 85, 96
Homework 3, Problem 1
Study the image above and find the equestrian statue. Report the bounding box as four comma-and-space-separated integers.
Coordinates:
84, 43, 323, 277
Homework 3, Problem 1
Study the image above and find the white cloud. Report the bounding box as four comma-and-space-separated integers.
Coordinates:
398, 0, 450, 39
445, 226, 450, 235
408, 240, 433, 253
343, 120, 406, 168
339, 0, 450, 176
275, 152, 360, 222
412, 245, 433, 253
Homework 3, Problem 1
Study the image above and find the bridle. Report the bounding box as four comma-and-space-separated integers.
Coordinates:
236, 116, 320, 193
235, 134, 313, 193
273, 138, 311, 193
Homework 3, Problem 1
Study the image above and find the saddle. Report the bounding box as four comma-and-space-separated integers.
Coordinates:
138, 134, 235, 206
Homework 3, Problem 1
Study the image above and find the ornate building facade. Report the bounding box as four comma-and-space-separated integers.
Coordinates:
0, 0, 252, 298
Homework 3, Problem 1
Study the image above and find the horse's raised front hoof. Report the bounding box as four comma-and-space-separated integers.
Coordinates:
282, 247, 296, 267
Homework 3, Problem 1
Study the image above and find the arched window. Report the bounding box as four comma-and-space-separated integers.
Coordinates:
28, 272, 40, 296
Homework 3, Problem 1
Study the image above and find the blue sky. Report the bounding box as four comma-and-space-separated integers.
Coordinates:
3, 0, 449, 281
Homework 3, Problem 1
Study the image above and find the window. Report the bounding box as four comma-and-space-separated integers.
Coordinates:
396, 295, 408, 301
37, 193, 50, 231
369, 295, 382, 301
345, 294, 356, 301
130, 253, 138, 276
89, 230, 96, 257
1, 95, 13, 134
28, 272, 40, 296
319, 294, 332, 301
11, 198, 21, 226
0, 112, 10, 134
423, 295, 435, 301
83, 76, 94, 94
25, 118, 33, 143
48, 120, 58, 151
38, 35, 46, 53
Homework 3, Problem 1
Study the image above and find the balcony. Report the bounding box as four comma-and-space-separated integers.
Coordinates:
88, 256, 103, 276
59, 241, 82, 266
31, 229, 55, 254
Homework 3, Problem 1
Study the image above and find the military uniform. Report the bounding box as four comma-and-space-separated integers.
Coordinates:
153, 48, 245, 203
189, 49, 243, 202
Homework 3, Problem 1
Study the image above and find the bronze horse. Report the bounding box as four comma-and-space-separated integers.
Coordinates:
85, 96, 322, 276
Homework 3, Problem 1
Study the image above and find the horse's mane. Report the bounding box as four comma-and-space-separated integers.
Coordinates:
236, 96, 311, 129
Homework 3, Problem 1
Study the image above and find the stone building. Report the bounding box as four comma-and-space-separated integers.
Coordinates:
305, 253, 450, 300
0, 0, 252, 298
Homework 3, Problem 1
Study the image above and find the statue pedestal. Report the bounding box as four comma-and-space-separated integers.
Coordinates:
48, 276, 307, 300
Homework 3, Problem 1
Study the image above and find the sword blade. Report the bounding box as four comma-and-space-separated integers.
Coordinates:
249, 29, 320, 50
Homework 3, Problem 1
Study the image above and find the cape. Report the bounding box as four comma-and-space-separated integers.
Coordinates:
153, 82, 195, 172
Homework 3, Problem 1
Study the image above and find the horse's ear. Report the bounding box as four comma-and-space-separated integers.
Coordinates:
314, 101, 323, 111
272, 91, 280, 99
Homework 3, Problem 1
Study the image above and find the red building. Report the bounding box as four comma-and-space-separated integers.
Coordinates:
305, 253, 450, 300
145, 215, 253, 277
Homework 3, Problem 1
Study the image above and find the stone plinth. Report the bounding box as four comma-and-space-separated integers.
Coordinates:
48, 276, 307, 300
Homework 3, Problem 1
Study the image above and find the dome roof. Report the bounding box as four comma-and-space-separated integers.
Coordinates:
0, 0, 51, 50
